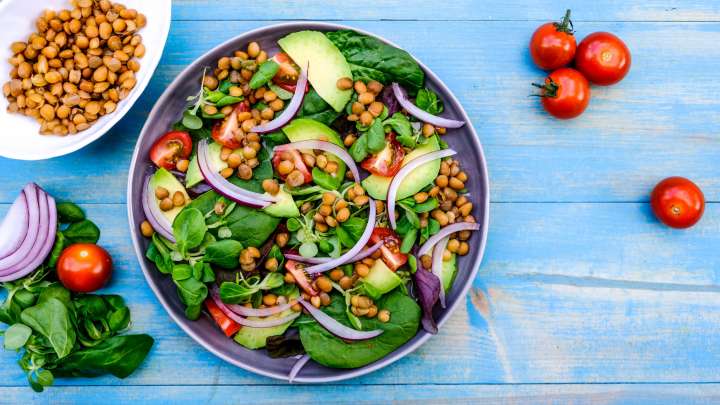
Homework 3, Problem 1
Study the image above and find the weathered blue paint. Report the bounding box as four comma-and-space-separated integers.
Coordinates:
0, 0, 719, 402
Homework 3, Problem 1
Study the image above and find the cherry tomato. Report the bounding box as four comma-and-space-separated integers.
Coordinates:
533, 67, 590, 119
204, 299, 241, 337
369, 228, 408, 271
529, 9, 576, 70
272, 148, 313, 184
211, 101, 249, 149
284, 260, 318, 296
575, 32, 631, 86
271, 52, 300, 86
651, 177, 705, 229
361, 133, 405, 177
56, 244, 113, 293
149, 131, 192, 170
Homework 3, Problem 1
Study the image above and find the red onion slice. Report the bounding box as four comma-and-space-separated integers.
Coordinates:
210, 289, 300, 328
226, 300, 295, 317
142, 174, 176, 243
391, 83, 465, 129
431, 236, 450, 309
274, 140, 360, 182
285, 240, 383, 265
251, 63, 308, 134
197, 139, 276, 207
305, 199, 376, 275
297, 297, 383, 340
388, 149, 457, 229
288, 354, 311, 383
418, 221, 481, 258
0, 190, 29, 259
0, 184, 40, 272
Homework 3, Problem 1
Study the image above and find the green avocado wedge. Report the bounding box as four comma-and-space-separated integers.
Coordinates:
283, 118, 347, 189
150, 168, 191, 223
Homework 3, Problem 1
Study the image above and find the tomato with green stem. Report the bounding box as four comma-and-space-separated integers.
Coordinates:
533, 67, 590, 119
529, 9, 576, 71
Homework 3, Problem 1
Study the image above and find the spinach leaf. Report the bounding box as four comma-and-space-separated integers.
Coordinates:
266, 329, 305, 358
337, 216, 367, 248
182, 110, 203, 130
249, 60, 280, 89
383, 112, 414, 148
53, 334, 154, 379
20, 298, 76, 359
349, 133, 369, 162
3, 323, 32, 350
171, 264, 193, 281
414, 198, 438, 213
145, 234, 174, 274
326, 30, 425, 95
108, 307, 130, 333
312, 167, 342, 190
215, 95, 244, 108
63, 220, 100, 244
47, 231, 65, 268
172, 208, 207, 255
222, 204, 280, 247
203, 240, 243, 269
366, 118, 386, 153
400, 229, 417, 254
219, 273, 284, 304
56, 202, 85, 223
298, 290, 420, 368
415, 88, 444, 115
297, 89, 341, 126
263, 131, 290, 150
174, 276, 208, 320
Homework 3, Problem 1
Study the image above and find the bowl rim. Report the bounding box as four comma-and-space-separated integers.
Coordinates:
126, 21, 490, 383
0, 0, 172, 160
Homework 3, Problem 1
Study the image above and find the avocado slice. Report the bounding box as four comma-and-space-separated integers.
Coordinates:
233, 309, 296, 350
362, 259, 402, 299
362, 136, 442, 201
278, 31, 352, 112
283, 118, 347, 189
263, 185, 300, 218
440, 253, 457, 293
149, 168, 191, 223
185, 142, 227, 188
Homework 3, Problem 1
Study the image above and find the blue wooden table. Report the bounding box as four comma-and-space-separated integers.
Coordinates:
2, 1, 720, 403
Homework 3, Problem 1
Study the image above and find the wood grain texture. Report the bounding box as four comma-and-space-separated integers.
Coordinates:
0, 0, 718, 401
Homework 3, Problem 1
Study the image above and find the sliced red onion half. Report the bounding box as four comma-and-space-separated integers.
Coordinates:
0, 184, 41, 272
285, 240, 383, 266
288, 354, 311, 383
418, 221, 481, 258
251, 63, 308, 134
274, 140, 360, 182
197, 139, 276, 208
431, 236, 450, 309
210, 289, 300, 328
142, 174, 176, 243
391, 83, 465, 129
297, 297, 383, 340
388, 149, 457, 229
226, 300, 295, 317
304, 198, 376, 275
0, 189, 29, 259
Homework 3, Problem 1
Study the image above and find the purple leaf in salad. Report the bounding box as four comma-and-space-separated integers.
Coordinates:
382, 84, 400, 116
413, 266, 441, 334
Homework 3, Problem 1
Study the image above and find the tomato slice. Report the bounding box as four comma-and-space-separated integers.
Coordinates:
211, 101, 249, 149
361, 133, 405, 177
204, 299, 241, 337
272, 148, 313, 184
369, 228, 408, 271
271, 52, 300, 85
149, 130, 193, 170
285, 260, 318, 296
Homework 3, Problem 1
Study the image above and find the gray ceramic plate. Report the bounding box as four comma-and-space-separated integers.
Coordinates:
127, 22, 489, 383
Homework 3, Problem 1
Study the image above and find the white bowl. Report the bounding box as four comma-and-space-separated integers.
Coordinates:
0, 0, 171, 160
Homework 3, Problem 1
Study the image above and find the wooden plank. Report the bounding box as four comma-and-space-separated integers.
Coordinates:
1, 21, 719, 203
1, 383, 720, 404
171, 0, 720, 22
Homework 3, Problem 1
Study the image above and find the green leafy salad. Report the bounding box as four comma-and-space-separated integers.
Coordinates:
140, 29, 479, 380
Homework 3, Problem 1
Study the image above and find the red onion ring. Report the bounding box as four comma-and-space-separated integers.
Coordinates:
0, 184, 40, 272
297, 297, 383, 340
226, 300, 295, 317
142, 174, 176, 243
391, 83, 465, 129
251, 63, 308, 134
288, 354, 311, 383
304, 199, 376, 275
274, 140, 360, 182
0, 190, 29, 259
432, 236, 449, 309
418, 221, 481, 258
210, 289, 300, 328
285, 240, 383, 265
197, 139, 276, 208
388, 149, 457, 229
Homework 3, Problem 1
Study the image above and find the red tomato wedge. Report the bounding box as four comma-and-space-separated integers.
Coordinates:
271, 52, 300, 85
204, 299, 241, 337
369, 228, 408, 271
285, 260, 318, 296
149, 131, 192, 170
272, 148, 313, 184
211, 101, 250, 149
361, 133, 405, 177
